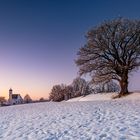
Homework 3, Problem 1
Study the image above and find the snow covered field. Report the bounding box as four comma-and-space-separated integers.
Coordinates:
0, 93, 140, 140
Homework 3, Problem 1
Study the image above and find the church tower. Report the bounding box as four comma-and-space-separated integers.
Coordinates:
9, 88, 13, 103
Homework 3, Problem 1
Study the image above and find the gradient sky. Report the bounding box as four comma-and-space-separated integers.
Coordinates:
0, 0, 140, 99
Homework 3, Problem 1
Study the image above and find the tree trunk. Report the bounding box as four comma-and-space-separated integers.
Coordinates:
119, 72, 129, 97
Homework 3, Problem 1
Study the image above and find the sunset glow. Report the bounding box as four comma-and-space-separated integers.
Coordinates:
0, 0, 140, 99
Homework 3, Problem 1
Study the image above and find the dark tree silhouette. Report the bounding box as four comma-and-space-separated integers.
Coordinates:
49, 84, 65, 102
76, 18, 140, 97
24, 94, 32, 103
39, 97, 45, 102
0, 97, 6, 105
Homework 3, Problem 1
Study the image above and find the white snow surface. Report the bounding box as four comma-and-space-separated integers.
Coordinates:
0, 93, 140, 140
67, 92, 140, 102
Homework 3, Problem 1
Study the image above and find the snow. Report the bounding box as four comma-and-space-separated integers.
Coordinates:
66, 93, 117, 102
67, 92, 140, 102
0, 93, 140, 140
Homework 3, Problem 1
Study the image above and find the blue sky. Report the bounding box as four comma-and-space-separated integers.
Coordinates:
0, 0, 140, 99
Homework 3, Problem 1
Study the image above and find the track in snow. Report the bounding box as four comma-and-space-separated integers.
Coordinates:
0, 100, 140, 140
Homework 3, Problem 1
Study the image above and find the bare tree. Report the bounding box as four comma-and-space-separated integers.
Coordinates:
39, 97, 45, 102
63, 85, 73, 100
49, 84, 65, 102
76, 18, 140, 97
106, 81, 120, 92
72, 77, 93, 97
72, 77, 87, 97
49, 78, 94, 101
95, 80, 120, 93
24, 94, 32, 103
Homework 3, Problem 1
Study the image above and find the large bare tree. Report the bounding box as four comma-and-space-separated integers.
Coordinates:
76, 18, 140, 97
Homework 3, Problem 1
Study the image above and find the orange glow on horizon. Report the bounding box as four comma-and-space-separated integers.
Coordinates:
0, 88, 50, 100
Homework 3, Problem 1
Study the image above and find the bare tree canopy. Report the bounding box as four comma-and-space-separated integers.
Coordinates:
49, 78, 94, 102
49, 84, 65, 102
76, 18, 140, 96
72, 77, 93, 97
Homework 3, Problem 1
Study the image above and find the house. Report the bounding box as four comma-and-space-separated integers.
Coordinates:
8, 88, 23, 105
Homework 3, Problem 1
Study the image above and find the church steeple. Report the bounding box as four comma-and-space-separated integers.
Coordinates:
9, 88, 13, 102
9, 88, 13, 95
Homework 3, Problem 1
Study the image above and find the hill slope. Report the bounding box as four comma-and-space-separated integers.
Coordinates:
0, 93, 140, 139
67, 92, 140, 102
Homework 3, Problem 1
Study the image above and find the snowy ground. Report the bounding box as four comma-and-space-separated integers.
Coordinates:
0, 93, 140, 140
67, 92, 140, 102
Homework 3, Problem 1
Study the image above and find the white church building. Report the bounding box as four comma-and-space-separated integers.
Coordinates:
8, 88, 23, 105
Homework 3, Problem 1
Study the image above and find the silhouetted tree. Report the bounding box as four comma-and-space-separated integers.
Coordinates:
76, 18, 140, 97
24, 94, 32, 103
0, 97, 6, 105
49, 84, 65, 102
39, 97, 45, 102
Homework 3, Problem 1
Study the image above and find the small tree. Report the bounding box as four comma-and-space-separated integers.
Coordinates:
76, 18, 140, 97
49, 84, 65, 102
39, 97, 45, 102
24, 94, 32, 103
0, 97, 6, 105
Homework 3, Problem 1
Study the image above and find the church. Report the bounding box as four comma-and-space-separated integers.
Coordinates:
8, 88, 23, 105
